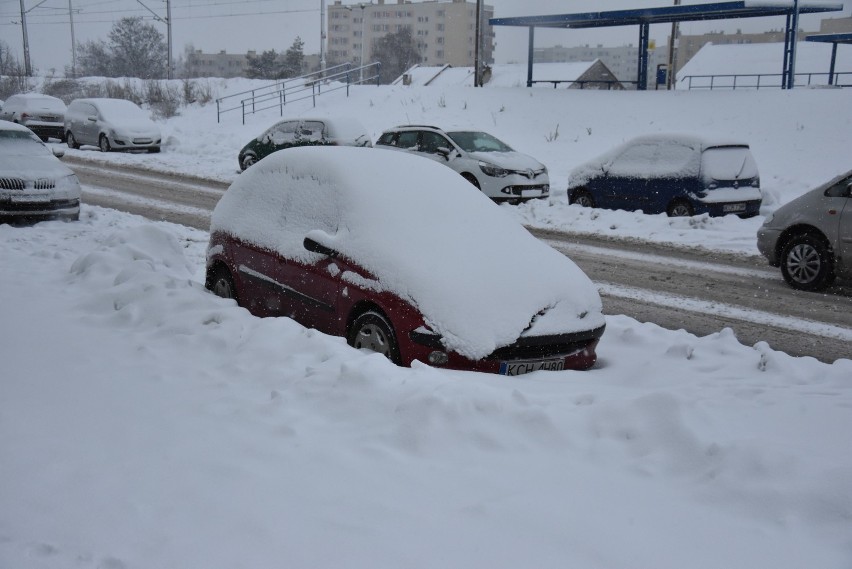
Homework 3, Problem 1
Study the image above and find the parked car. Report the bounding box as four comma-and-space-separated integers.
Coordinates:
374, 125, 549, 203
0, 93, 67, 142
206, 146, 605, 374
0, 121, 81, 222
757, 170, 851, 291
567, 134, 762, 217
238, 116, 371, 170
64, 98, 161, 153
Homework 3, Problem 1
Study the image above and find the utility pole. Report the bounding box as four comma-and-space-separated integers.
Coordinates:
666, 0, 681, 90
19, 0, 32, 76
166, 0, 173, 79
68, 0, 77, 77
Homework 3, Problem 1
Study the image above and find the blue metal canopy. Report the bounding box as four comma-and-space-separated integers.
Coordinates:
489, 1, 845, 90
806, 32, 852, 84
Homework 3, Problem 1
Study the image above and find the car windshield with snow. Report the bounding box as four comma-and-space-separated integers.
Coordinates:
375, 125, 549, 204
206, 146, 605, 374
567, 134, 762, 217
238, 116, 371, 171
0, 121, 81, 221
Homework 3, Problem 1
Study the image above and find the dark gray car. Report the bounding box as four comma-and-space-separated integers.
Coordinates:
757, 170, 852, 291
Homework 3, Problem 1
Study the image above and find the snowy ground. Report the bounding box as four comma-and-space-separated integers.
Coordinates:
2, 79, 851, 568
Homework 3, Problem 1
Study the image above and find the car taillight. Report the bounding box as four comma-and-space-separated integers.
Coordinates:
708, 182, 718, 189
20, 113, 30, 121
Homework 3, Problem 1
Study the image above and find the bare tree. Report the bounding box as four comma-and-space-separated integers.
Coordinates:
371, 28, 421, 84
77, 17, 166, 78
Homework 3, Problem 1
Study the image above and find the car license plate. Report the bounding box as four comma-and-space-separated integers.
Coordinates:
11, 194, 50, 203
499, 357, 565, 376
723, 203, 746, 213
521, 189, 543, 198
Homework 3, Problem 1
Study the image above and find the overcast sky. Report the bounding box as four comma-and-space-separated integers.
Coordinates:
1, 0, 848, 75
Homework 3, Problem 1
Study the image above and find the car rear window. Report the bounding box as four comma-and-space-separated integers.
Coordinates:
702, 147, 758, 181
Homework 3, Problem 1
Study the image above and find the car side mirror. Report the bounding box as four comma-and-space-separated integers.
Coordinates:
52, 147, 65, 158
436, 146, 453, 160
304, 236, 339, 258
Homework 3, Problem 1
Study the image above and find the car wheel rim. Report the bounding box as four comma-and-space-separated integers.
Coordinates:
786, 243, 821, 284
100, 137, 109, 152
671, 204, 691, 216
213, 277, 233, 299
354, 324, 391, 357
577, 195, 592, 207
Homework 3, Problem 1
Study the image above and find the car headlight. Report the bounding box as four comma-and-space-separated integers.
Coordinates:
478, 161, 509, 177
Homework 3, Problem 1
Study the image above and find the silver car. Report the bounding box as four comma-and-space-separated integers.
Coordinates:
65, 98, 162, 153
0, 121, 81, 221
757, 170, 852, 291
375, 125, 549, 203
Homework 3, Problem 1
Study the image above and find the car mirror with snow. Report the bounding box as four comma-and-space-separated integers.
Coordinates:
52, 147, 65, 158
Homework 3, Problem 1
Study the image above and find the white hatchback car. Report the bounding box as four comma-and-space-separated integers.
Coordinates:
65, 98, 162, 153
375, 125, 549, 203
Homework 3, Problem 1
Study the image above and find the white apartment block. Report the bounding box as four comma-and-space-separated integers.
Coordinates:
327, 0, 494, 68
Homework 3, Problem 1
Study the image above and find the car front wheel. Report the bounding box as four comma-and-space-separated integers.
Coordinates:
66, 131, 80, 149
208, 265, 238, 302
780, 233, 835, 291
99, 134, 112, 153
240, 154, 257, 171
347, 311, 400, 364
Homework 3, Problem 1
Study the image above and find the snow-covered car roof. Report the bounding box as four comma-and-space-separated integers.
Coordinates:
73, 98, 152, 121
567, 133, 753, 188
211, 146, 604, 359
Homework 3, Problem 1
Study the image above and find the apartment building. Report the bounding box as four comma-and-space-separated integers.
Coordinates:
327, 0, 494, 68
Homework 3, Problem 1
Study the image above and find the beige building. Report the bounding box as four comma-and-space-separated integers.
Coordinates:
676, 15, 852, 69
327, 0, 494, 68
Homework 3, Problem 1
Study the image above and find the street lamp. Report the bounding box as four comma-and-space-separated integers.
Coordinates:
344, 2, 370, 83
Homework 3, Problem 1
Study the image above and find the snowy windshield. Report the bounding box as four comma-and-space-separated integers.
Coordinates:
0, 130, 51, 156
24, 97, 66, 113
97, 100, 151, 122
702, 147, 758, 181
447, 131, 513, 153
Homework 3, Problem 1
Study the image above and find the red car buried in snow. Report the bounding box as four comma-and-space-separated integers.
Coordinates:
205, 146, 605, 375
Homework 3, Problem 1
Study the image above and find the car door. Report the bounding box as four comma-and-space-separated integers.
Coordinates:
260, 120, 299, 159
600, 143, 656, 211
645, 142, 696, 214
826, 174, 852, 277
78, 103, 100, 145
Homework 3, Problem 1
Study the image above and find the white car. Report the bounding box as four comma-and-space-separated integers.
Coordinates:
0, 121, 81, 221
375, 125, 549, 203
0, 93, 67, 142
65, 98, 162, 153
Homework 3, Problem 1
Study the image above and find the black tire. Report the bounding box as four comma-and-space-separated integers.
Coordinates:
240, 154, 257, 171
66, 131, 80, 150
461, 173, 481, 190
347, 310, 401, 364
780, 232, 836, 291
99, 134, 111, 153
208, 265, 239, 302
667, 199, 694, 217
570, 188, 595, 208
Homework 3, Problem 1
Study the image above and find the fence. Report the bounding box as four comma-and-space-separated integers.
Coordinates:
216, 62, 382, 124
680, 71, 851, 90
529, 79, 637, 90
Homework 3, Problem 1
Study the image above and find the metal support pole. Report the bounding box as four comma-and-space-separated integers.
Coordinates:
68, 0, 77, 77
320, 0, 326, 74
526, 26, 534, 88
666, 0, 681, 90
783, 0, 800, 89
637, 22, 650, 91
829, 43, 838, 85
359, 4, 366, 83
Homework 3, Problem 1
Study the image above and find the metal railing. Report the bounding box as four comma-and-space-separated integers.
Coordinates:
529, 79, 636, 90
216, 61, 382, 124
681, 71, 851, 90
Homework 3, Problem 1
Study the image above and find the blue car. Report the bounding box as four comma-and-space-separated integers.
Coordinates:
567, 134, 762, 217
